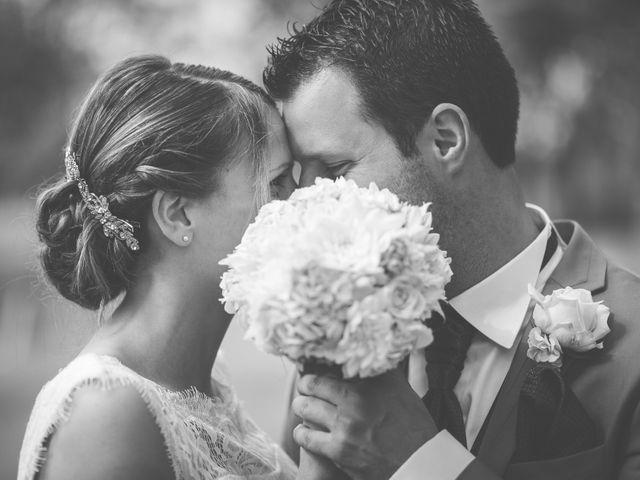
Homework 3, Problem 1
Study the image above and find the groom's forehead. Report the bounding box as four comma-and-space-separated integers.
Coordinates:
286, 68, 364, 121
281, 68, 377, 159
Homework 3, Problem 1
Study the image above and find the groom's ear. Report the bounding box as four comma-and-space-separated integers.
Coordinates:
422, 103, 470, 176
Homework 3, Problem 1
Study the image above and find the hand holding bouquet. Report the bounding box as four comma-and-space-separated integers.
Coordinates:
220, 178, 452, 378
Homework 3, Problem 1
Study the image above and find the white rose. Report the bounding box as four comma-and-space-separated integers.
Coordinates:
380, 237, 411, 275
384, 274, 429, 321
527, 327, 563, 363
528, 285, 611, 353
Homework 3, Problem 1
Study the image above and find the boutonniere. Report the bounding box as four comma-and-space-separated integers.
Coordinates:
526, 285, 611, 365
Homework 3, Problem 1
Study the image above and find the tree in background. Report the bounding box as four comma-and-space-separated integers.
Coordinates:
0, 0, 89, 194
491, 0, 640, 226
0, 0, 638, 221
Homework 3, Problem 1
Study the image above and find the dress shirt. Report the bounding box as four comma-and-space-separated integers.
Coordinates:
391, 204, 565, 480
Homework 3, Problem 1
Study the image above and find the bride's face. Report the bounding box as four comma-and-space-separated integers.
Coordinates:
185, 109, 295, 282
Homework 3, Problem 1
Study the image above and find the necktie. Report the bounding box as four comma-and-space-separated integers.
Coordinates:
421, 227, 559, 447
422, 302, 475, 446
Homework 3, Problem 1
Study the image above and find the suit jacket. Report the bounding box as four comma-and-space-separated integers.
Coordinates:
281, 221, 640, 479
461, 221, 640, 479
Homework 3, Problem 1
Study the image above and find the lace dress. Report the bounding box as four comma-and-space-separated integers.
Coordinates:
17, 353, 298, 480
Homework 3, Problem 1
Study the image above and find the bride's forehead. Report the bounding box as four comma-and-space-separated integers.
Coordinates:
263, 111, 293, 170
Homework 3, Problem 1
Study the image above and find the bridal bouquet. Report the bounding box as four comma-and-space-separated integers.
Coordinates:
220, 178, 452, 378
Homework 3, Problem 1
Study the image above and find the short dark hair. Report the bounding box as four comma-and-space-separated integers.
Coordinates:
37, 55, 275, 310
264, 0, 520, 166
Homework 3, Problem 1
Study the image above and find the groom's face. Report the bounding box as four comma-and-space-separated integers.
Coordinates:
281, 68, 437, 205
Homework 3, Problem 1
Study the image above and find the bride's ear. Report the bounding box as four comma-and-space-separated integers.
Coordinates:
423, 103, 470, 176
151, 190, 194, 247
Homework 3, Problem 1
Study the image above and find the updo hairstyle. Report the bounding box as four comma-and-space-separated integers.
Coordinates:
36, 55, 275, 310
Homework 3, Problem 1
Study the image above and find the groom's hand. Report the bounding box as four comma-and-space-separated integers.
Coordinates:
292, 370, 438, 480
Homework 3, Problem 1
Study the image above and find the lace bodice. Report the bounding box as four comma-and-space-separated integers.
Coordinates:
18, 353, 298, 480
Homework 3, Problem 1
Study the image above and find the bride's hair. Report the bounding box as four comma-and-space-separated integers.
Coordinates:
36, 55, 275, 311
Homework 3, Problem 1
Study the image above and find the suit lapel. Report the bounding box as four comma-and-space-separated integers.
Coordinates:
545, 221, 607, 295
472, 221, 608, 473
472, 316, 535, 468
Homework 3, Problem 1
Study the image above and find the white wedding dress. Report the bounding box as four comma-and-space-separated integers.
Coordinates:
18, 353, 298, 480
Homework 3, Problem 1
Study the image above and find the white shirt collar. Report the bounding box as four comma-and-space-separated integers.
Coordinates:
449, 203, 557, 349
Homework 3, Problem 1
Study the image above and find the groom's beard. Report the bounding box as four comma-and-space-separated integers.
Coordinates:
390, 155, 459, 271
391, 154, 445, 214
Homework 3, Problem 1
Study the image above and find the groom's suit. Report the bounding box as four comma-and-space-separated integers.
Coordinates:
282, 220, 640, 479
460, 220, 640, 479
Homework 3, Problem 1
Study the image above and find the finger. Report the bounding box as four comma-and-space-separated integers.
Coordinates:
297, 374, 348, 404
292, 395, 338, 431
293, 424, 337, 459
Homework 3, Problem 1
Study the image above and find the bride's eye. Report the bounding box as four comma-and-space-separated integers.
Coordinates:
269, 170, 291, 200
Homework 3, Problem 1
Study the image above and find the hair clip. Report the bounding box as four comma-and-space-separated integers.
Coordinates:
64, 149, 140, 251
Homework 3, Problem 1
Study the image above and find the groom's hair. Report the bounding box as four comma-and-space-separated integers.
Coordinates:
264, 0, 519, 167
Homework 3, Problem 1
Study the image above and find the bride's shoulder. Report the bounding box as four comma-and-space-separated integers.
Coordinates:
38, 380, 173, 480
37, 353, 133, 392
18, 354, 175, 480
30, 354, 151, 417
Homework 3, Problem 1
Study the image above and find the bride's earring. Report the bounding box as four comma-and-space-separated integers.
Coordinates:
182, 234, 191, 244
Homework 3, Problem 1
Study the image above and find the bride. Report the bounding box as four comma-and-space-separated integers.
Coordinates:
17, 55, 322, 480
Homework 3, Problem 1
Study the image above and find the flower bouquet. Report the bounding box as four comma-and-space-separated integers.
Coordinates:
220, 178, 452, 378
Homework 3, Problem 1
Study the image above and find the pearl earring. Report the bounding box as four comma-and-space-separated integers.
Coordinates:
182, 235, 190, 243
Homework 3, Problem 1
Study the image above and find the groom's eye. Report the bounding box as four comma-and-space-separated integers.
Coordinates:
329, 161, 352, 179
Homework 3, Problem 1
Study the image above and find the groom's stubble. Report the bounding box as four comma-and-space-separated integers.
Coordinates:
390, 151, 470, 292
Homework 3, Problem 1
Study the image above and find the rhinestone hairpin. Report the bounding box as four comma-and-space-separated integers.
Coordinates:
64, 149, 140, 251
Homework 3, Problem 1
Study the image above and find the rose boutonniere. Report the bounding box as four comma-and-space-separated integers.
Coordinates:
526, 285, 611, 365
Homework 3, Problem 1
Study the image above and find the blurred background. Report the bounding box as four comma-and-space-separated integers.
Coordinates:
1, 0, 639, 478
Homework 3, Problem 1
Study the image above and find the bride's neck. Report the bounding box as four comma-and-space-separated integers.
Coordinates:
86, 265, 230, 396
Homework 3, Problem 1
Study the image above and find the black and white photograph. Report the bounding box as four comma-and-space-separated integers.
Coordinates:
1, 0, 639, 479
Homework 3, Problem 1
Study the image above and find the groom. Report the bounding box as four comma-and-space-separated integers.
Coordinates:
263, 0, 640, 479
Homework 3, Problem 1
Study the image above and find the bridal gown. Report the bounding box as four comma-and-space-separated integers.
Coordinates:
18, 353, 298, 480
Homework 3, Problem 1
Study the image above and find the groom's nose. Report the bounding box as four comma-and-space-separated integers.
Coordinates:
299, 160, 330, 187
